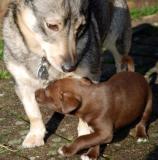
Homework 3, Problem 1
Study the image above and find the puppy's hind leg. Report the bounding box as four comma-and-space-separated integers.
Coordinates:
136, 87, 152, 143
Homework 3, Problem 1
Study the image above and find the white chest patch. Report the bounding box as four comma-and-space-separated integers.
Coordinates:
77, 119, 94, 137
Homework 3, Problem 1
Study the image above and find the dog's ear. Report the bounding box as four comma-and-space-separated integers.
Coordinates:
62, 92, 81, 114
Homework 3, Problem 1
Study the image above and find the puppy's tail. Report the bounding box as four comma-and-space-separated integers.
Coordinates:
121, 55, 135, 72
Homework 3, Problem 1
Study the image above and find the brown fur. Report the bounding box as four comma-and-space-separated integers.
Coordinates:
35, 72, 152, 158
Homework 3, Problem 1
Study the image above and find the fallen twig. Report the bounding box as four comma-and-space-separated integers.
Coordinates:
0, 144, 18, 153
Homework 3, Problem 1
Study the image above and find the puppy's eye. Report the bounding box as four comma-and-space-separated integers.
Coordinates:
46, 23, 59, 31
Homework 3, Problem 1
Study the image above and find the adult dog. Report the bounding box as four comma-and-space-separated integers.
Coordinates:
3, 0, 131, 148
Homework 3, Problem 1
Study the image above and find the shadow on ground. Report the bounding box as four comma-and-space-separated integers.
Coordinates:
146, 146, 158, 160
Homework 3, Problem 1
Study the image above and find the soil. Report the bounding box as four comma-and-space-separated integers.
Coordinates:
0, 14, 158, 160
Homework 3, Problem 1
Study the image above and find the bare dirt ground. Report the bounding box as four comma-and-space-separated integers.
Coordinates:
0, 14, 158, 160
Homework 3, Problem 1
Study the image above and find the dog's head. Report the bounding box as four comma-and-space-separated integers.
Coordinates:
17, 0, 89, 72
35, 78, 84, 114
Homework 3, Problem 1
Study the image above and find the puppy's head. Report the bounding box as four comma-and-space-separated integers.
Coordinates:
18, 0, 89, 72
35, 79, 82, 114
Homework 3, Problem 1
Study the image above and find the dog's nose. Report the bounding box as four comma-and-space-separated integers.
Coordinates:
62, 63, 76, 72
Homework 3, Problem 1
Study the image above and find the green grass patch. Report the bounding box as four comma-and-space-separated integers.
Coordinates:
0, 40, 3, 60
131, 5, 158, 20
0, 70, 11, 79
0, 39, 11, 79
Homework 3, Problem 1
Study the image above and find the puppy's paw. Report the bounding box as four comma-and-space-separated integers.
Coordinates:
137, 138, 148, 144
81, 154, 95, 160
81, 146, 99, 160
58, 145, 75, 157
22, 132, 44, 148
81, 151, 98, 160
58, 147, 65, 156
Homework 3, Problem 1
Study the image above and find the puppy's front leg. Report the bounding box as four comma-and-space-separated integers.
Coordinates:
77, 119, 100, 160
16, 85, 46, 148
58, 127, 113, 157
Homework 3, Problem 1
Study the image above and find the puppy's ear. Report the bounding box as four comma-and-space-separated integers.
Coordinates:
35, 89, 47, 104
62, 92, 81, 114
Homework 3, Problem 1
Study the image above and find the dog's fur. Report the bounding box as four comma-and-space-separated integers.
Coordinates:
3, 0, 131, 148
35, 71, 152, 159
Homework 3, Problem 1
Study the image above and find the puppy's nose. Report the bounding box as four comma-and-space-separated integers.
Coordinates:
62, 63, 76, 72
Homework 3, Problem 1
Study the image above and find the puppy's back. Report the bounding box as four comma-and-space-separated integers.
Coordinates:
106, 72, 150, 128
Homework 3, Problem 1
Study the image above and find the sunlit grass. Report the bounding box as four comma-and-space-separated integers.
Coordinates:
0, 39, 11, 79
131, 5, 158, 20
0, 39, 3, 60
0, 70, 11, 79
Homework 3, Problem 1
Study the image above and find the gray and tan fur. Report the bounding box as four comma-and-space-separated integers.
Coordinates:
3, 0, 131, 154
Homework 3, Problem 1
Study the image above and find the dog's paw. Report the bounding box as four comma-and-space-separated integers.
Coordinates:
58, 145, 75, 157
22, 132, 44, 148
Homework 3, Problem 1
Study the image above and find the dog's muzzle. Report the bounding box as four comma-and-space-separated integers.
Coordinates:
62, 63, 76, 72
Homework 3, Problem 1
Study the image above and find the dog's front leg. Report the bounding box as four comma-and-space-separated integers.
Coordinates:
16, 85, 46, 148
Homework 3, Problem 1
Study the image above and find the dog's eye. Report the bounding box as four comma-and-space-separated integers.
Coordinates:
77, 24, 86, 37
46, 23, 59, 31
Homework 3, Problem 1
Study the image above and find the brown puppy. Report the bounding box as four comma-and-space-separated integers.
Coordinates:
35, 72, 152, 159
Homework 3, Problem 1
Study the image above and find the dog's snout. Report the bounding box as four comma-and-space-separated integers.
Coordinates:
62, 63, 76, 72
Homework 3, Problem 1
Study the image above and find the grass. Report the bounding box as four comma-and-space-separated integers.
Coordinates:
0, 39, 11, 79
0, 71, 11, 79
131, 5, 158, 20
0, 39, 3, 60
